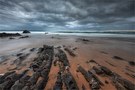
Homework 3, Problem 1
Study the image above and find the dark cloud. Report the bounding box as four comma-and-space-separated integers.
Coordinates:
0, 0, 134, 31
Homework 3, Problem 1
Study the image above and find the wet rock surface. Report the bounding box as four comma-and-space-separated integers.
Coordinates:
22, 30, 30, 33
0, 33, 21, 38
0, 45, 54, 90
0, 44, 134, 90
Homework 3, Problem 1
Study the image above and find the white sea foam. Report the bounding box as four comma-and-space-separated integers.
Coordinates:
0, 31, 135, 38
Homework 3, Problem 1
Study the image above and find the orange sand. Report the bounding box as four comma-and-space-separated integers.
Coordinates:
0, 34, 134, 90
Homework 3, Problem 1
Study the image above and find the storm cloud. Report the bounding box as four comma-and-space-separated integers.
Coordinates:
0, 0, 134, 31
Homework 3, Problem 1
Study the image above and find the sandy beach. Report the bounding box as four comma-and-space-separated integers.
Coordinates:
0, 34, 135, 90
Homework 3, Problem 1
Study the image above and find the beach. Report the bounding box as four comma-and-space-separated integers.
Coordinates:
0, 33, 135, 90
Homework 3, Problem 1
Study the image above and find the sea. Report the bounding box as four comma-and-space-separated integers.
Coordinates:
0, 30, 135, 38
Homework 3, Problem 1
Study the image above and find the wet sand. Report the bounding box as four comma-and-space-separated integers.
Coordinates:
0, 34, 135, 90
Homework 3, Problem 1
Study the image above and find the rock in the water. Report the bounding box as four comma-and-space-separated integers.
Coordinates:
22, 30, 30, 33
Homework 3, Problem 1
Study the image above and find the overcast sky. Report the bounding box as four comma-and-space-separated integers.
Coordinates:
0, 0, 134, 31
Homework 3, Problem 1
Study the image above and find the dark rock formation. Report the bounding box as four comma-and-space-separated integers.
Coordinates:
9, 37, 15, 39
34, 77, 48, 90
100, 66, 113, 76
92, 66, 104, 75
0, 45, 54, 90
0, 33, 21, 38
77, 66, 91, 82
19, 36, 29, 39
26, 45, 54, 89
93, 65, 135, 90
64, 47, 76, 57
113, 56, 124, 60
22, 30, 30, 33
82, 39, 89, 42
88, 71, 104, 86
128, 61, 135, 66
30, 48, 36, 52
77, 66, 103, 90
28, 72, 40, 85
0, 70, 28, 90
11, 75, 30, 90
125, 72, 135, 79
62, 72, 79, 90
0, 71, 16, 84
88, 60, 99, 65
57, 49, 70, 66
13, 53, 30, 66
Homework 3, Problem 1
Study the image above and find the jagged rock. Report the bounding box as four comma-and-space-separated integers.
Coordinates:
0, 45, 54, 90
111, 74, 127, 90
98, 66, 135, 90
18, 70, 29, 78
22, 86, 31, 90
64, 47, 76, 57
11, 80, 25, 90
30, 63, 39, 72
16, 53, 23, 57
100, 66, 113, 76
13, 53, 29, 66
34, 77, 48, 90
30, 48, 36, 52
77, 66, 91, 82
57, 49, 70, 66
88, 71, 104, 86
115, 74, 135, 90
20, 75, 31, 84
0, 79, 14, 90
0, 70, 28, 90
40, 68, 49, 78
62, 72, 79, 90
5, 73, 24, 82
125, 72, 135, 79
125, 66, 135, 73
0, 71, 16, 84
28, 72, 40, 85
77, 66, 103, 90
92, 66, 104, 75
38, 48, 44, 53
